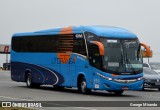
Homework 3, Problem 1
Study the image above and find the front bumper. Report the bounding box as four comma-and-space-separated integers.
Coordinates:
94, 79, 143, 91
93, 72, 144, 91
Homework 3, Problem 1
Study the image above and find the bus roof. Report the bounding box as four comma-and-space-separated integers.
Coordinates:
13, 25, 137, 39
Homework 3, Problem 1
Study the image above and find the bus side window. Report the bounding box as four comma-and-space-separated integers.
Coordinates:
88, 43, 102, 69
73, 39, 87, 56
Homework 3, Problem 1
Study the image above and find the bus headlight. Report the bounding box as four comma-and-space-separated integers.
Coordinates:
137, 77, 143, 81
96, 73, 112, 81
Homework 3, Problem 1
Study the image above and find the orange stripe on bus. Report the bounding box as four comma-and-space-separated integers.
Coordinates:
57, 53, 71, 64
60, 26, 73, 34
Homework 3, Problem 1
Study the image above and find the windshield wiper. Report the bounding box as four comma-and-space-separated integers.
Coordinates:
137, 44, 141, 60
114, 45, 125, 73
125, 53, 136, 74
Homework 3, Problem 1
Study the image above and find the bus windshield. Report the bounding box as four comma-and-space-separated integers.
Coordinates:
100, 38, 143, 74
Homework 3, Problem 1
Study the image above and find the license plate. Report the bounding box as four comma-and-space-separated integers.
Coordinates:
122, 87, 128, 90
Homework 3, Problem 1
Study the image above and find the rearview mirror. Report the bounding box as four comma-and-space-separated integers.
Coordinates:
90, 41, 104, 56
140, 43, 152, 58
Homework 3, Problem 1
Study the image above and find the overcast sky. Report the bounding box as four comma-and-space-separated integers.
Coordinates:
0, 0, 160, 65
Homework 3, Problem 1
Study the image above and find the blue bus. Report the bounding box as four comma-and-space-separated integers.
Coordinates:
11, 26, 152, 95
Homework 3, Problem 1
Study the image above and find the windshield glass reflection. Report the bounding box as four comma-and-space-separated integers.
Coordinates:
100, 38, 143, 74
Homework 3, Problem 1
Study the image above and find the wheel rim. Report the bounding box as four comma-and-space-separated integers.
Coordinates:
81, 80, 86, 93
27, 75, 31, 86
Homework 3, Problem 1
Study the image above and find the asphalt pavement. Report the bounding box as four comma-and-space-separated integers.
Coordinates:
0, 71, 160, 110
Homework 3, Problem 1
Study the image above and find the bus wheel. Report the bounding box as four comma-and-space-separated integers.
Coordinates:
78, 77, 91, 94
26, 73, 40, 88
26, 73, 32, 87
114, 90, 124, 95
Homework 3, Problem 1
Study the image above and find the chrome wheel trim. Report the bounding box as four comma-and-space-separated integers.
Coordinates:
81, 80, 86, 93
27, 75, 31, 86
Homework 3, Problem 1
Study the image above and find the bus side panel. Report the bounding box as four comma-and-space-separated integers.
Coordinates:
74, 55, 94, 89
11, 51, 65, 85
11, 62, 26, 82
11, 62, 65, 85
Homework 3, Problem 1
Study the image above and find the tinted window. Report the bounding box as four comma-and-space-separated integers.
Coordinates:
12, 34, 87, 56
85, 32, 99, 41
12, 35, 59, 52
88, 43, 102, 69
143, 63, 149, 67
73, 39, 87, 56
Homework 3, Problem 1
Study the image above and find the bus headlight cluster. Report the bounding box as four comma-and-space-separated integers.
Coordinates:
137, 77, 143, 81
96, 73, 112, 81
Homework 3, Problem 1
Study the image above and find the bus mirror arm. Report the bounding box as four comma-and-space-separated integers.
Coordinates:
140, 43, 152, 57
90, 41, 105, 56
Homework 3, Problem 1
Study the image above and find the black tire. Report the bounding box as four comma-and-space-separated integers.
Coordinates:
78, 77, 91, 94
114, 90, 124, 95
26, 73, 40, 88
158, 88, 160, 91
26, 73, 32, 87
142, 87, 145, 91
